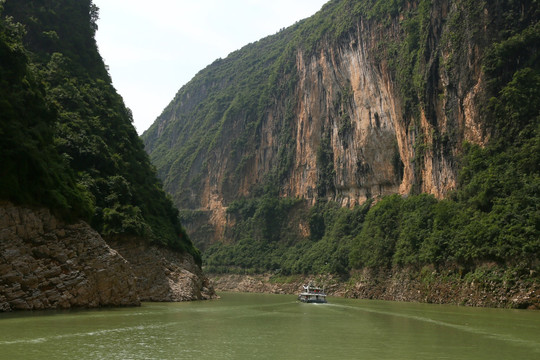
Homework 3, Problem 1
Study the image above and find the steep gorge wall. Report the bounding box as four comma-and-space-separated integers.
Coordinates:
246, 1, 488, 204
145, 0, 492, 246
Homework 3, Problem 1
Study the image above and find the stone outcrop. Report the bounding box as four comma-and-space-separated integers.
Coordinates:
0, 203, 139, 311
210, 274, 299, 294
0, 203, 216, 311
109, 239, 216, 301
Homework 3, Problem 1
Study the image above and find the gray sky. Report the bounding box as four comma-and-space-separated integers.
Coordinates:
93, 0, 328, 134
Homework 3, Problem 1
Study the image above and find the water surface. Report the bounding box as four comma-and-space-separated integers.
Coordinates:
1, 293, 538, 359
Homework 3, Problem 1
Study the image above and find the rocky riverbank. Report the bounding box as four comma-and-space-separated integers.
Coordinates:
0, 203, 215, 312
209, 267, 539, 310
109, 239, 216, 301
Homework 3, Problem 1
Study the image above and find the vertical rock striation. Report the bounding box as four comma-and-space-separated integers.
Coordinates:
143, 0, 494, 247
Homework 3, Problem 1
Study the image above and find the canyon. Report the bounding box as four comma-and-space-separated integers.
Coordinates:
141, 0, 538, 307
2, 0, 536, 311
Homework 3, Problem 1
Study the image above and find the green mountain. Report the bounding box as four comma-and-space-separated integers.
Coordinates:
142, 0, 539, 279
0, 0, 199, 262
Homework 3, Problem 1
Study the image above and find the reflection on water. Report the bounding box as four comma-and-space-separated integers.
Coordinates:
1, 293, 539, 360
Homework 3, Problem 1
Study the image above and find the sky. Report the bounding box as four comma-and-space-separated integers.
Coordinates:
93, 0, 329, 134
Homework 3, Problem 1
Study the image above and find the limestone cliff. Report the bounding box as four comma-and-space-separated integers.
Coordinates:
143, 0, 502, 246
0, 203, 215, 312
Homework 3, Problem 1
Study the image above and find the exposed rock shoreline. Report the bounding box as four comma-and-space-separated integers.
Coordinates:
0, 203, 216, 312
109, 239, 215, 302
209, 269, 539, 310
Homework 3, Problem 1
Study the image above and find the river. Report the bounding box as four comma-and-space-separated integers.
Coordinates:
0, 292, 538, 359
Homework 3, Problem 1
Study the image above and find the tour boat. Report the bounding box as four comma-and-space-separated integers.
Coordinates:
298, 282, 327, 303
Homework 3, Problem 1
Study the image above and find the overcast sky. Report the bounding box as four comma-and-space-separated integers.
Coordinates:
92, 0, 328, 134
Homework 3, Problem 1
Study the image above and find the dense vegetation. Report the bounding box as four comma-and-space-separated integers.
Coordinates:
198, 0, 540, 276
0, 0, 199, 261
0, 8, 92, 221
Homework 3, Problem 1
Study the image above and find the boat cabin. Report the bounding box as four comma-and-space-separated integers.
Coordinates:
298, 282, 327, 303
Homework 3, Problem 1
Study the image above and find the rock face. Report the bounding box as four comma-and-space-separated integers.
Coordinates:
210, 274, 302, 295
0, 203, 216, 311
142, 0, 492, 246
109, 239, 216, 301
0, 203, 139, 311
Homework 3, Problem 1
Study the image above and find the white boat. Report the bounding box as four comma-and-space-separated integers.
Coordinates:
298, 282, 327, 303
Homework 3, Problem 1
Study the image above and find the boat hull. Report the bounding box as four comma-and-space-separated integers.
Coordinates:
298, 295, 327, 303
299, 298, 327, 304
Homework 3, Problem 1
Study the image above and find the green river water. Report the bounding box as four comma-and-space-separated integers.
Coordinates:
0, 292, 539, 359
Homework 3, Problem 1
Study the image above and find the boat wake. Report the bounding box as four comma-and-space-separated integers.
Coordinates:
322, 302, 540, 352
0, 323, 173, 346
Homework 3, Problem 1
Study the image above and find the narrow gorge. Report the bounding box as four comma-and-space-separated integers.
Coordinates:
1, 0, 538, 310
143, 0, 539, 307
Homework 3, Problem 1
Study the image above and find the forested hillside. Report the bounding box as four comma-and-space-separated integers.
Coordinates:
143, 0, 539, 285
1, 0, 199, 261
0, 6, 92, 221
